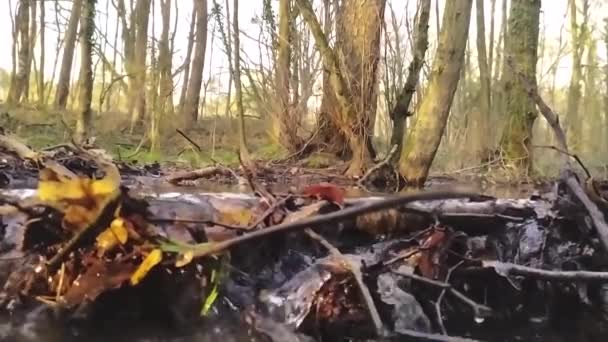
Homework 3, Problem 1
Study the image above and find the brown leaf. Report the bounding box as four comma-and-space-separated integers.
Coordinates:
302, 183, 345, 205
418, 229, 448, 279
61, 258, 136, 308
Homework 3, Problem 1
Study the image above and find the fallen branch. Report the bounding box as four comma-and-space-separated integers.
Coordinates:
480, 260, 608, 282
305, 228, 386, 337
166, 166, 234, 185
175, 129, 201, 152
392, 268, 492, 319
178, 190, 480, 259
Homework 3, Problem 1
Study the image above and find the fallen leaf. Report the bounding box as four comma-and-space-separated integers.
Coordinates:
418, 228, 448, 279
130, 249, 163, 285
302, 183, 345, 205
217, 207, 254, 227
96, 218, 129, 256
175, 250, 194, 268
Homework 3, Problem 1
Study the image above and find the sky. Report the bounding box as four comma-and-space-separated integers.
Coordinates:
0, 0, 606, 96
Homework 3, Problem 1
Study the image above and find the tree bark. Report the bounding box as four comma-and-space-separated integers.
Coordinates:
232, 0, 250, 161
388, 0, 431, 161
272, 0, 302, 152
497, 0, 541, 172
399, 0, 473, 186
23, 0, 36, 102
75, 0, 96, 144
158, 0, 173, 115
604, 19, 608, 146
54, 0, 82, 109
297, 0, 386, 177
178, 8, 197, 113
128, 0, 152, 132
183, 0, 208, 124
472, 0, 491, 160
565, 0, 588, 151
7, 0, 31, 105
38, 0, 45, 104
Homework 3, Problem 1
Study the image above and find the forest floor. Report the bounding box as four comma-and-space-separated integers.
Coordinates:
3, 105, 608, 341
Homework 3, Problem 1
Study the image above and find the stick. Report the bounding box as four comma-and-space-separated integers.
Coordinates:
175, 128, 202, 152
305, 228, 386, 337
481, 260, 608, 281
532, 144, 591, 178
392, 269, 492, 318
434, 262, 463, 335
183, 190, 480, 258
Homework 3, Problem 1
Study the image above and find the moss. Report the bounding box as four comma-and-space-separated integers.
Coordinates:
302, 152, 337, 168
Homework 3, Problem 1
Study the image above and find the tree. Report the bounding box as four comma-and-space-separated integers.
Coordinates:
604, 19, 608, 138
399, 0, 473, 186
566, 0, 589, 151
472, 0, 491, 160
498, 0, 541, 172
388, 0, 431, 159
297, 0, 386, 176
232, 0, 250, 161
54, 0, 82, 109
272, 0, 302, 152
38, 0, 45, 104
128, 0, 152, 132
75, 0, 96, 144
183, 0, 209, 123
178, 9, 197, 112
6, 0, 31, 105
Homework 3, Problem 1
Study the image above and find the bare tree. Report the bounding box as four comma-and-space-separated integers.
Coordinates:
75, 0, 96, 144
7, 0, 31, 105
178, 8, 197, 113
232, 0, 251, 161
38, 0, 45, 104
183, 0, 209, 123
54, 0, 82, 109
471, 0, 491, 160
399, 0, 473, 185
128, 0, 152, 131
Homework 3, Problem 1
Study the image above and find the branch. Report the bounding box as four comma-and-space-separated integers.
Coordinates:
481, 261, 608, 281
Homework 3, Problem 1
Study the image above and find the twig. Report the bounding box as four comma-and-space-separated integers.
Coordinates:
532, 144, 591, 178
304, 228, 386, 337
148, 217, 247, 231
357, 144, 398, 190
434, 261, 463, 335
481, 260, 608, 281
175, 128, 202, 152
391, 329, 481, 342
182, 190, 480, 258
392, 269, 492, 318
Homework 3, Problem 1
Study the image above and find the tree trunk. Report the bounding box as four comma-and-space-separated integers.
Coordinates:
497, 0, 541, 172
472, 0, 491, 160
183, 0, 208, 124
178, 8, 197, 113
272, 0, 302, 152
23, 0, 36, 102
38, 0, 45, 104
232, 0, 250, 161
399, 0, 473, 186
75, 0, 96, 144
604, 19, 608, 147
388, 0, 431, 160
6, 0, 31, 105
158, 0, 173, 115
128, 0, 152, 132
297, 0, 386, 177
54, 0, 82, 109
565, 0, 588, 151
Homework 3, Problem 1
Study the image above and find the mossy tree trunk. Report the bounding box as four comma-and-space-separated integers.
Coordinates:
75, 0, 96, 144
297, 0, 386, 177
398, 0, 473, 186
128, 0, 151, 132
471, 0, 491, 160
388, 0, 431, 161
7, 0, 31, 105
566, 0, 589, 151
497, 0, 541, 172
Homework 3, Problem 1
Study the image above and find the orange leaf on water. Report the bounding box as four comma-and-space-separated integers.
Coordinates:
302, 182, 345, 205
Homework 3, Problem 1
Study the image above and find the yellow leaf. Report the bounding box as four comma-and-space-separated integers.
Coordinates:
218, 208, 253, 227
130, 249, 163, 286
175, 250, 194, 268
96, 218, 129, 255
